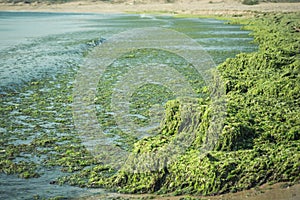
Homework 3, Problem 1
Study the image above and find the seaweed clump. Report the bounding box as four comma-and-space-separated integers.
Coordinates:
92, 13, 300, 195
41, 12, 300, 196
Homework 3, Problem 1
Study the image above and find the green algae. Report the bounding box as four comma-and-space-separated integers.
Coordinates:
94, 48, 206, 149
0, 68, 102, 180
31, 12, 300, 197
80, 12, 299, 196
0, 12, 299, 199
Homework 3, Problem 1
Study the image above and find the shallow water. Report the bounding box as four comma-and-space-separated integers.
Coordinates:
0, 171, 105, 199
0, 11, 257, 199
0, 12, 255, 92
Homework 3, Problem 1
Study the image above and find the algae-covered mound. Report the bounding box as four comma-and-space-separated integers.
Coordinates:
55, 13, 300, 196
96, 13, 300, 195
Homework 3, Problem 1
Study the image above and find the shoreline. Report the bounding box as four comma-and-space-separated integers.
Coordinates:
0, 1, 300, 15
1, 2, 299, 200
81, 182, 300, 200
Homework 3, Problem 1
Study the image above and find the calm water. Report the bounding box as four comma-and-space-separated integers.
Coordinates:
0, 11, 255, 92
0, 11, 257, 199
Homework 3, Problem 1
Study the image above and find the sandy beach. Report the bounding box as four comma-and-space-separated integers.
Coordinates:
0, 0, 300, 15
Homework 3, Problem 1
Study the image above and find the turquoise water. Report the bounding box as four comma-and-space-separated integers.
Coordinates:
0, 11, 257, 199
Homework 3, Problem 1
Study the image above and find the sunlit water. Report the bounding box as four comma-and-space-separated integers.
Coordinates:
0, 11, 257, 199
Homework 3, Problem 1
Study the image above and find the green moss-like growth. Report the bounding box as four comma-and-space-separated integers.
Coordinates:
91, 12, 299, 195
2, 12, 299, 198
41, 12, 300, 197
105, 98, 210, 193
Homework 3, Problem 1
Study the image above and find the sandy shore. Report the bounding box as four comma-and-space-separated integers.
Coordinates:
80, 182, 300, 200
0, 0, 300, 15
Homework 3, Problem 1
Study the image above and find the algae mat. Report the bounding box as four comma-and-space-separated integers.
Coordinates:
1, 11, 299, 200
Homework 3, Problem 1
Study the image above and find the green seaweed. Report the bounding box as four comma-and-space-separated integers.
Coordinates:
88, 12, 300, 195
1, 12, 299, 199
